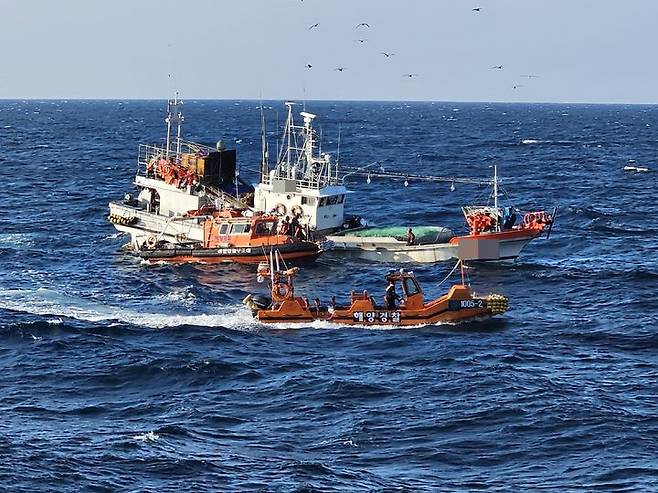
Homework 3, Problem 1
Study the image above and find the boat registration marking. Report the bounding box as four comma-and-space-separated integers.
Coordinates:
353, 311, 401, 324
448, 299, 486, 310
216, 247, 252, 254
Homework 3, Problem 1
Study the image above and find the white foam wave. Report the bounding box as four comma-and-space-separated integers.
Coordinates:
133, 431, 159, 442
0, 233, 34, 248
521, 139, 540, 144
0, 288, 256, 330
102, 232, 126, 240
158, 285, 197, 307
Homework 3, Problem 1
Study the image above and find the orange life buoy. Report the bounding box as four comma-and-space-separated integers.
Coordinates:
272, 282, 290, 301
275, 203, 287, 215
291, 205, 303, 217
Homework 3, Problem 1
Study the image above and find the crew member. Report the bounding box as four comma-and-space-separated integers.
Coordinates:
290, 215, 301, 239
503, 207, 517, 229
406, 228, 416, 246
279, 216, 291, 235
385, 280, 399, 309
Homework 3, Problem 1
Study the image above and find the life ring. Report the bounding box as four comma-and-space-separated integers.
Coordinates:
275, 203, 287, 215
291, 205, 303, 217
175, 233, 187, 242
145, 235, 157, 248
524, 212, 536, 225
272, 283, 290, 300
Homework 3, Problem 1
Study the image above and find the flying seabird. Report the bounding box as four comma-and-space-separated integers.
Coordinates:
381, 52, 395, 58
354, 39, 368, 44
403, 73, 419, 78
334, 67, 346, 72
491, 65, 503, 70
520, 74, 539, 79
306, 64, 313, 69
307, 23, 319, 30
472, 7, 482, 12
513, 84, 524, 89
356, 22, 370, 28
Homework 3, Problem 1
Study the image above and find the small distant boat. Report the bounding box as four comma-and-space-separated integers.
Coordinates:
137, 210, 322, 264
623, 161, 650, 173
243, 252, 508, 326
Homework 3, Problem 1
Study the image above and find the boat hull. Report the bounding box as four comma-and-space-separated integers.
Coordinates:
109, 202, 205, 248
451, 229, 543, 263
138, 241, 321, 264
325, 237, 458, 263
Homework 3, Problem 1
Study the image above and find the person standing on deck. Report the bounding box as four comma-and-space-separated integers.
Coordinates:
406, 228, 416, 246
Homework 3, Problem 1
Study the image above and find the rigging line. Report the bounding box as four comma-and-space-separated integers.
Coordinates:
437, 260, 462, 288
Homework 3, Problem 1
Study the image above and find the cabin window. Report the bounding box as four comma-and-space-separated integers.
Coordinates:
403, 278, 420, 296
254, 222, 270, 235
337, 194, 345, 204
327, 195, 338, 205
319, 197, 327, 207
231, 223, 250, 234
301, 196, 316, 206
219, 223, 230, 236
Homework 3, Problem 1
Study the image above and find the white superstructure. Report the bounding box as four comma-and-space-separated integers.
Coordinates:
254, 103, 350, 234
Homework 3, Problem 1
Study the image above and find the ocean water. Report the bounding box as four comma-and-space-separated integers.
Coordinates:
1, 100, 657, 492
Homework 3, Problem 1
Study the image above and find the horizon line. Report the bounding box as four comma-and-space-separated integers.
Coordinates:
1, 97, 658, 107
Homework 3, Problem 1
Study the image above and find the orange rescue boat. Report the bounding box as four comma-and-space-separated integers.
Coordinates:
138, 209, 322, 264
243, 255, 508, 326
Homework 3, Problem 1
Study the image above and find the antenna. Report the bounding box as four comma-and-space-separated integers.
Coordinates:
336, 124, 341, 168
259, 100, 269, 182
175, 93, 184, 157
493, 163, 499, 232
165, 94, 173, 159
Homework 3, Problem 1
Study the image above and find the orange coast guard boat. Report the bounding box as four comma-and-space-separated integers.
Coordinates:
137, 210, 322, 264
243, 254, 508, 326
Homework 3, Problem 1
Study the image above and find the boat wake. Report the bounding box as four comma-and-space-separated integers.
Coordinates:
0, 288, 256, 330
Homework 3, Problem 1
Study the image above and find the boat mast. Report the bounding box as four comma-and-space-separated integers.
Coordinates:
259, 103, 269, 183
175, 93, 183, 157
165, 96, 173, 159
165, 92, 182, 160
302, 112, 315, 169
284, 102, 294, 178
493, 164, 500, 232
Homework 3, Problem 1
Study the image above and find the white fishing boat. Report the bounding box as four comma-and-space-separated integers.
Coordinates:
108, 94, 253, 250
326, 166, 556, 264
327, 226, 457, 263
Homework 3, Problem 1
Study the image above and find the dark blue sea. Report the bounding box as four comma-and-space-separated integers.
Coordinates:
1, 100, 657, 492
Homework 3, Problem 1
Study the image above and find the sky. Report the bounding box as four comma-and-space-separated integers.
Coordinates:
2, 0, 658, 103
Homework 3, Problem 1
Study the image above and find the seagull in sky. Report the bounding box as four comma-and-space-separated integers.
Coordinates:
513, 84, 524, 89
381, 52, 395, 58
354, 39, 368, 44
308, 23, 319, 30
491, 65, 503, 70
334, 67, 346, 72
403, 73, 419, 78
306, 64, 313, 69
472, 7, 482, 12
356, 22, 371, 28
520, 74, 540, 79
